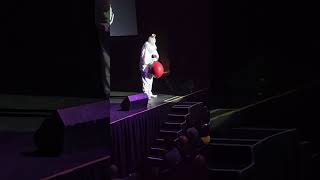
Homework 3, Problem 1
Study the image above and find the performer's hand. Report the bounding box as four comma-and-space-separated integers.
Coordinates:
148, 63, 153, 69
152, 54, 158, 59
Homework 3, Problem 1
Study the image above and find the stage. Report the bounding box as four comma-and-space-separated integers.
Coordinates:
110, 91, 179, 124
0, 131, 110, 180
0, 94, 110, 180
109, 90, 208, 177
0, 89, 207, 179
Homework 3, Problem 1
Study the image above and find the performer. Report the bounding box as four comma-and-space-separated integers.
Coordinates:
140, 34, 159, 99
95, 0, 114, 97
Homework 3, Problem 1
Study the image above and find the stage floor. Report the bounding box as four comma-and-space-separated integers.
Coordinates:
0, 131, 109, 179
0, 90, 204, 178
110, 91, 179, 124
0, 94, 109, 179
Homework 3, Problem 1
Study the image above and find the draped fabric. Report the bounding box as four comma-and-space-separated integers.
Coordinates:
110, 104, 172, 177
95, 0, 111, 96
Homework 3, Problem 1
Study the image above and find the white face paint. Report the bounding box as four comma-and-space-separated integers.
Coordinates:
148, 36, 156, 46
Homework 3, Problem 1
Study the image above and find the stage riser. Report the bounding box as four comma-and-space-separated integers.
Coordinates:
208, 128, 300, 180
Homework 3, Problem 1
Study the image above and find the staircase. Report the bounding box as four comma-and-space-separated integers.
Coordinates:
145, 101, 209, 176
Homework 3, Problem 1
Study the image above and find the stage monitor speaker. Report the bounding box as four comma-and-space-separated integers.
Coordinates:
120, 93, 148, 111
33, 100, 110, 155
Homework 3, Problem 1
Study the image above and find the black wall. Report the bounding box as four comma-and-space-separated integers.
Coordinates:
110, 0, 209, 94
1, 0, 104, 97
210, 0, 320, 109
1, 0, 209, 96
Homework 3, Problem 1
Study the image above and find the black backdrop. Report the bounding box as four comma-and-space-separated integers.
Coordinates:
0, 0, 209, 97
3, 0, 320, 106
210, 0, 320, 108
0, 0, 104, 97
110, 0, 209, 93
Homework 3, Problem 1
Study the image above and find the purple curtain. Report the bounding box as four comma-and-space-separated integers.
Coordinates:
110, 104, 172, 177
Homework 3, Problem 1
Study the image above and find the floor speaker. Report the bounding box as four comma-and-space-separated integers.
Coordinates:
120, 93, 148, 111
33, 100, 110, 155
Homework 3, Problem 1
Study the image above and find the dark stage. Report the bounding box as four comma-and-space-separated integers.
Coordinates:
109, 90, 208, 177
0, 94, 110, 180
0, 90, 208, 179
0, 132, 110, 180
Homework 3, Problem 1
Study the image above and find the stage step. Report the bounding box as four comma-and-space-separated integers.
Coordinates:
147, 155, 164, 161
162, 121, 187, 130
171, 102, 203, 114
152, 138, 180, 149
151, 142, 167, 150
150, 147, 168, 157
168, 111, 189, 115
147, 155, 165, 166
167, 114, 188, 123
208, 163, 255, 180
175, 102, 203, 107
144, 101, 210, 178
154, 138, 166, 146
209, 128, 303, 180
171, 106, 191, 114
176, 102, 200, 105
159, 129, 183, 140
170, 102, 209, 128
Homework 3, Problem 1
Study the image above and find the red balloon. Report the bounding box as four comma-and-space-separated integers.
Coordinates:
152, 61, 164, 78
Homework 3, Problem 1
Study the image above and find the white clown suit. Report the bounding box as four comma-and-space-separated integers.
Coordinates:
140, 34, 159, 99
